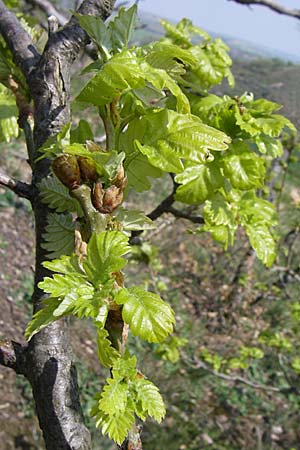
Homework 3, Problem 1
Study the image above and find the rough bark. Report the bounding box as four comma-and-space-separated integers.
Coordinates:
0, 1, 116, 449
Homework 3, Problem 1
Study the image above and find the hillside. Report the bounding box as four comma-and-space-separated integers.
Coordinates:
135, 10, 300, 63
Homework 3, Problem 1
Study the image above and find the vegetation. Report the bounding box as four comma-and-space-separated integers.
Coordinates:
0, 1, 300, 449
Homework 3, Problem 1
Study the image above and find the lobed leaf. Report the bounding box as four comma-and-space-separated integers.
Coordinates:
115, 287, 175, 343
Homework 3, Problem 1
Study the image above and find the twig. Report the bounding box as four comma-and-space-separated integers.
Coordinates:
25, 0, 68, 26
0, 169, 33, 200
167, 206, 204, 224
184, 356, 292, 394
228, 0, 300, 19
0, 0, 40, 80
0, 340, 27, 375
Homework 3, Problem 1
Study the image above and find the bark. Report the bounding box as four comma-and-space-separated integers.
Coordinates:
0, 1, 116, 449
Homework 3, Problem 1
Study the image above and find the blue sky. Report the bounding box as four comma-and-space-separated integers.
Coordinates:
129, 0, 300, 60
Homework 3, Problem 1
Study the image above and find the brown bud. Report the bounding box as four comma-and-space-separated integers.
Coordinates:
52, 154, 81, 190
102, 185, 123, 213
77, 156, 98, 183
113, 165, 126, 189
91, 181, 104, 211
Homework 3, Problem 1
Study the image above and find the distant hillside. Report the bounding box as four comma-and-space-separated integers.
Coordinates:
134, 10, 300, 123
135, 10, 300, 63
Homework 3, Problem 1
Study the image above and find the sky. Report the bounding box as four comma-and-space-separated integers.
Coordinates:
126, 0, 300, 60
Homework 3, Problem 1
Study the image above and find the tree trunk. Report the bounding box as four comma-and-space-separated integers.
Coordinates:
0, 1, 115, 448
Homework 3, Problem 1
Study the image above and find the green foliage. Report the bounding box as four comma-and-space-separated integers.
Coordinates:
22, 7, 296, 446
38, 176, 83, 216
115, 287, 175, 343
41, 213, 75, 259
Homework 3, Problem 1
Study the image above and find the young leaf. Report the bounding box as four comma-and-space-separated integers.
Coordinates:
70, 119, 94, 144
175, 163, 223, 204
38, 177, 83, 217
109, 4, 138, 51
133, 378, 166, 422
75, 14, 112, 55
96, 327, 120, 368
99, 377, 130, 415
93, 408, 135, 445
114, 208, 155, 231
245, 223, 276, 267
83, 231, 130, 284
222, 152, 265, 190
115, 287, 175, 343
41, 213, 75, 259
77, 50, 144, 106
25, 298, 61, 340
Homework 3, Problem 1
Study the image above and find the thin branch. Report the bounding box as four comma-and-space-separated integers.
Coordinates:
0, 0, 40, 80
25, 0, 68, 26
228, 0, 300, 19
0, 169, 33, 200
0, 340, 27, 375
167, 206, 204, 224
184, 356, 292, 394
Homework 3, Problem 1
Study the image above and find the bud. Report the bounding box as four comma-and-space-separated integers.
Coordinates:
102, 185, 123, 213
91, 181, 104, 211
77, 156, 98, 182
52, 154, 81, 190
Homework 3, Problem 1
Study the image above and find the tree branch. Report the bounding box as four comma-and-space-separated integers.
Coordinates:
184, 356, 293, 394
167, 206, 204, 224
0, 0, 40, 80
25, 0, 68, 26
0, 169, 33, 200
228, 0, 300, 19
0, 340, 27, 375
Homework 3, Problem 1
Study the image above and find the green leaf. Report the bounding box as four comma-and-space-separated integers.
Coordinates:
75, 14, 112, 55
70, 119, 94, 144
202, 193, 238, 248
175, 163, 223, 204
183, 39, 233, 90
93, 408, 134, 445
239, 191, 277, 226
142, 63, 190, 113
145, 42, 196, 78
25, 298, 61, 340
133, 378, 166, 423
245, 223, 276, 267
43, 254, 83, 276
114, 208, 155, 231
124, 109, 230, 176
109, 4, 138, 51
83, 231, 130, 284
222, 150, 265, 190
77, 50, 144, 106
115, 287, 175, 343
119, 114, 163, 191
41, 213, 75, 259
96, 327, 120, 368
255, 135, 283, 157
135, 140, 183, 173
112, 354, 138, 380
38, 176, 83, 217
99, 377, 130, 415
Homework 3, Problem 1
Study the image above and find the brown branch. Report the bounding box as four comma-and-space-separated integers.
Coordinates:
228, 0, 300, 19
0, 169, 33, 200
184, 356, 293, 394
0, 0, 40, 80
25, 0, 68, 26
0, 340, 27, 375
167, 206, 204, 224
